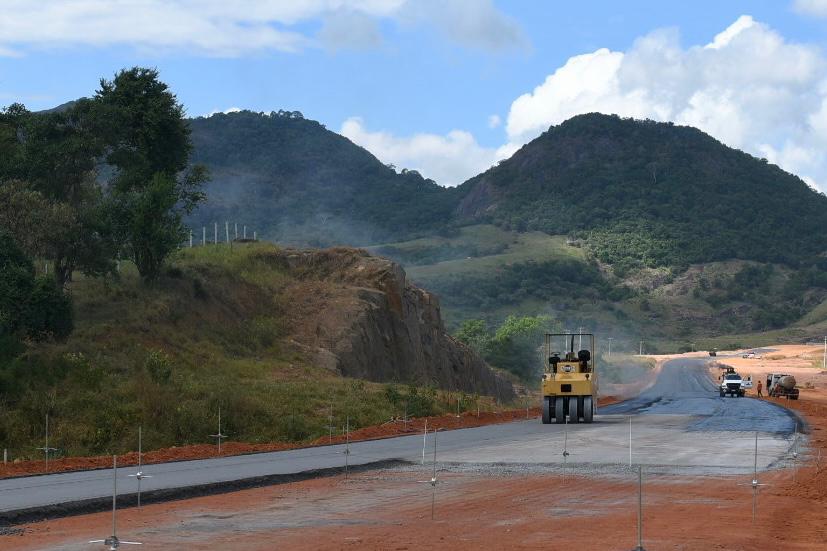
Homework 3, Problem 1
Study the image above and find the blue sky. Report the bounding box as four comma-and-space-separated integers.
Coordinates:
5, 1, 827, 187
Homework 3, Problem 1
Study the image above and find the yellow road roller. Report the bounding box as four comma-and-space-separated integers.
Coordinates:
541, 333, 597, 424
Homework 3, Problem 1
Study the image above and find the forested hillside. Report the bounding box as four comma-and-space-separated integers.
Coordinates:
188, 111, 459, 246
180, 110, 827, 348
456, 113, 827, 273
188, 111, 827, 274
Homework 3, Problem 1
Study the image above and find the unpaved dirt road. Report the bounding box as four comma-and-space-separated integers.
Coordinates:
0, 357, 799, 520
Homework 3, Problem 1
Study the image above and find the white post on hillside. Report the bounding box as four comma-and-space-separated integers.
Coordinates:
214, 223, 218, 244
234, 223, 238, 240
225, 222, 229, 243
202, 227, 206, 246
189, 230, 193, 248
243, 225, 247, 239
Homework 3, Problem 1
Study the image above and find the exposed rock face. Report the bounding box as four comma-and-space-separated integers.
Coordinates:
271, 247, 515, 401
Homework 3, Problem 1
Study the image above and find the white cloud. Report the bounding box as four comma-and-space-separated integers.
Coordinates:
793, 0, 827, 17
337, 16, 827, 191
341, 117, 506, 186
487, 114, 501, 128
397, 0, 526, 52
705, 15, 756, 49
0, 45, 21, 57
318, 10, 384, 51
0, 0, 523, 57
502, 15, 827, 189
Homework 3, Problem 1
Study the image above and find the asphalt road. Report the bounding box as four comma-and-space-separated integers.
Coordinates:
0, 358, 801, 518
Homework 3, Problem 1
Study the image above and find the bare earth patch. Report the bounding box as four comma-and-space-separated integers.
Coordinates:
3, 387, 826, 550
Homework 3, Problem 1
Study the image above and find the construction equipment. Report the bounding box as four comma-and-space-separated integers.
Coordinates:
719, 371, 745, 397
541, 333, 597, 424
766, 373, 799, 400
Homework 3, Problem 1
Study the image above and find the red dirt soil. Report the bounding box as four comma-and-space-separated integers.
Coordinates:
1, 394, 824, 550
0, 399, 616, 479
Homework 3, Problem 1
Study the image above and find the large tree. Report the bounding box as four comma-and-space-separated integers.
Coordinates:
96, 67, 206, 281
0, 102, 117, 285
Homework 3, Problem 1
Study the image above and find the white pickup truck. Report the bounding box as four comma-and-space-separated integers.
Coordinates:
719, 372, 746, 397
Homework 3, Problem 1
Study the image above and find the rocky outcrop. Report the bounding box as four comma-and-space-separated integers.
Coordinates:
269, 247, 515, 401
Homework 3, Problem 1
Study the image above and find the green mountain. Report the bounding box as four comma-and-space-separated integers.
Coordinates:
455, 113, 827, 273
188, 110, 458, 246
184, 110, 827, 348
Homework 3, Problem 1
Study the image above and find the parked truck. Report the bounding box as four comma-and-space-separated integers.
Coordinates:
767, 373, 799, 399
719, 370, 746, 397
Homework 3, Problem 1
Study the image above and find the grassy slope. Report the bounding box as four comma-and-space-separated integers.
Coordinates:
369, 225, 590, 324
371, 225, 827, 353
0, 244, 490, 459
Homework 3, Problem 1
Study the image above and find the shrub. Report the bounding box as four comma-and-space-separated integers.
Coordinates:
22, 277, 73, 339
144, 349, 173, 383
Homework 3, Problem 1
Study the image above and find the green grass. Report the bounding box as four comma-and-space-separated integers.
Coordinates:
396, 226, 585, 280
0, 243, 500, 459
371, 226, 827, 356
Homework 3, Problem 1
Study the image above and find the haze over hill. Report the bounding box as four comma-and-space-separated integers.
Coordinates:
189, 110, 459, 246
190, 111, 827, 270
187, 110, 827, 348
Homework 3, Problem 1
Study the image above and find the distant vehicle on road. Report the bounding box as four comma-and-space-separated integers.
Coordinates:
742, 351, 755, 358
708, 349, 717, 357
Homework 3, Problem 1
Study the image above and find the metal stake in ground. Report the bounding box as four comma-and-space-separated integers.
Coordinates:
431, 428, 439, 520
36, 414, 58, 473
210, 406, 227, 455
562, 415, 570, 477
632, 465, 646, 551
328, 403, 334, 444
421, 419, 428, 465
740, 431, 768, 524
792, 422, 799, 482
89, 456, 142, 550
344, 416, 350, 479
128, 426, 152, 508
